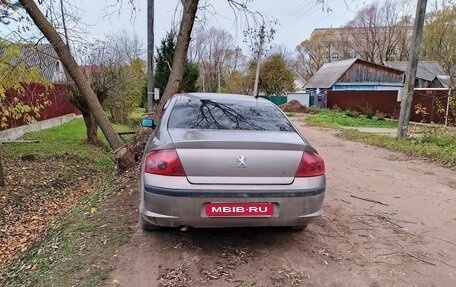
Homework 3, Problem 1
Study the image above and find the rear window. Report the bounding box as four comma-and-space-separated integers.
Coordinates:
168, 98, 295, 131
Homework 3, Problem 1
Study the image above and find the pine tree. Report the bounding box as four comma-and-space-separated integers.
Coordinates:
154, 31, 199, 98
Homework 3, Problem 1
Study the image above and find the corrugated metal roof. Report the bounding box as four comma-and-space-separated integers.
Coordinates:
437, 75, 451, 89
0, 43, 59, 81
384, 61, 447, 82
304, 58, 358, 89
21, 44, 59, 81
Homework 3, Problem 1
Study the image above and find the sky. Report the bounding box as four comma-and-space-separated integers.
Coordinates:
0, 0, 377, 55
65, 0, 376, 54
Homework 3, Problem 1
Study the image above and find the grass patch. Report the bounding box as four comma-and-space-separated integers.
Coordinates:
129, 107, 147, 125
4, 119, 101, 156
0, 119, 135, 286
1, 118, 136, 170
306, 108, 397, 128
338, 128, 456, 167
0, 174, 133, 287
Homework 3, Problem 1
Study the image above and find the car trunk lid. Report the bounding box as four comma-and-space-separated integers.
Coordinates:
168, 129, 306, 185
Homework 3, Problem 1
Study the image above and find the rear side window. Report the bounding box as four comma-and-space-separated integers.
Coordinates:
168, 98, 295, 131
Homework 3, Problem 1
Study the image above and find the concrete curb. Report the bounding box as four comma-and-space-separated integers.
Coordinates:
0, 114, 81, 142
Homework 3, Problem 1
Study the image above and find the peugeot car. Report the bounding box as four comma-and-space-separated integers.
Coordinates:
139, 93, 326, 230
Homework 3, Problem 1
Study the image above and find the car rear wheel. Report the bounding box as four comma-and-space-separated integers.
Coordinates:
139, 212, 161, 231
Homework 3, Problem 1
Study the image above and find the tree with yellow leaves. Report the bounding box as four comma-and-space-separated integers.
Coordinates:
0, 40, 51, 186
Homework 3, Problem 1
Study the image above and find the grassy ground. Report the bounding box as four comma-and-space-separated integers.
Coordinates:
0, 176, 134, 287
2, 118, 135, 161
0, 119, 136, 286
301, 110, 456, 168
129, 107, 147, 124
304, 108, 398, 128
339, 128, 456, 167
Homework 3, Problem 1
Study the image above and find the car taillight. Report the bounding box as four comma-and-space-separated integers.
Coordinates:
144, 149, 185, 176
295, 152, 325, 177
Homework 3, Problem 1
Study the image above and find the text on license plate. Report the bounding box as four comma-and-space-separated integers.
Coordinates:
205, 203, 274, 217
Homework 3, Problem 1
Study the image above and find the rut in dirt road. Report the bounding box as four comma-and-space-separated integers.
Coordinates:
108, 124, 456, 287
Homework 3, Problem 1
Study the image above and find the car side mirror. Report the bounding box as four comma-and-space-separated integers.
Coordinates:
141, 118, 155, 129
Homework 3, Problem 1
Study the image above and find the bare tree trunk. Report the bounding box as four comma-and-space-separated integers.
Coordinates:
82, 112, 100, 145
0, 158, 5, 187
154, 0, 199, 121
19, 0, 135, 169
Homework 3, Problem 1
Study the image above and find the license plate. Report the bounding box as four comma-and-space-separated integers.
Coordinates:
205, 203, 274, 217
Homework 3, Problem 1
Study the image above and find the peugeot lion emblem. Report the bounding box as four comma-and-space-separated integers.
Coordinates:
236, 156, 247, 168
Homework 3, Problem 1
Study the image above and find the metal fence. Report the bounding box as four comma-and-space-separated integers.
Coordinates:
259, 95, 288, 106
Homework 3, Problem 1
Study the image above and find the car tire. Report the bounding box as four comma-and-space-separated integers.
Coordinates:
139, 212, 161, 231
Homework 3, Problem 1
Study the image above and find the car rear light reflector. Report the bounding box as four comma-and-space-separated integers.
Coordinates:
144, 149, 185, 176
295, 152, 325, 177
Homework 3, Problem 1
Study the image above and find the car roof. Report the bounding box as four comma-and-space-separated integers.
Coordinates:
175, 92, 271, 103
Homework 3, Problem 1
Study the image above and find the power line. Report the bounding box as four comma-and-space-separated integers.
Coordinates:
279, 0, 315, 20
283, 2, 320, 27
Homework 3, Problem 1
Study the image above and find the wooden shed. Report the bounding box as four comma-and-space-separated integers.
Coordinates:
305, 58, 404, 92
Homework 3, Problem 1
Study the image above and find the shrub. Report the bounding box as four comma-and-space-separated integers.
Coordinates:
361, 105, 375, 119
345, 109, 360, 118
375, 110, 386, 121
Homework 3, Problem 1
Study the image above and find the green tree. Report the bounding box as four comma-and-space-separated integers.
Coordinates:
0, 41, 51, 186
154, 32, 175, 94
155, 31, 199, 97
104, 58, 146, 124
422, 4, 456, 125
422, 4, 456, 75
225, 69, 249, 94
182, 60, 199, 92
259, 54, 296, 95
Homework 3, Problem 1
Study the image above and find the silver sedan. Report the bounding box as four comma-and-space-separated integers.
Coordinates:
139, 93, 326, 230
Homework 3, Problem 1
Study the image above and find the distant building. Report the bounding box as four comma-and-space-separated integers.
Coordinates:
384, 61, 450, 88
0, 43, 67, 83
305, 58, 404, 91
290, 68, 307, 91
304, 58, 453, 124
306, 26, 412, 65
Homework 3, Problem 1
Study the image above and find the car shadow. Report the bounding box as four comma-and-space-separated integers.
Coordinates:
142, 226, 310, 253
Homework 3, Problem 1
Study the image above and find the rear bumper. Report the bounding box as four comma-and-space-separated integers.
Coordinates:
140, 184, 325, 228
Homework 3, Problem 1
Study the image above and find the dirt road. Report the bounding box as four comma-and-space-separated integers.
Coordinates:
108, 124, 456, 287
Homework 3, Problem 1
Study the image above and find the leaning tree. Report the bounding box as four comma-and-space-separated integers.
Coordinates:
14, 0, 136, 169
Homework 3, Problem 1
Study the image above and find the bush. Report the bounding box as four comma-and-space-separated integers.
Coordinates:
361, 105, 375, 119
345, 109, 360, 118
307, 106, 322, 114
375, 110, 386, 121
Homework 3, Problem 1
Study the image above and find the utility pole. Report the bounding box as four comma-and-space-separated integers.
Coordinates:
253, 24, 265, 98
217, 65, 221, 93
147, 0, 155, 114
445, 87, 452, 127
397, 0, 427, 140
327, 43, 331, 62
234, 46, 241, 70
59, 0, 69, 47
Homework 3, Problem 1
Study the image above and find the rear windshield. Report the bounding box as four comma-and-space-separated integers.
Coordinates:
168, 98, 295, 131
